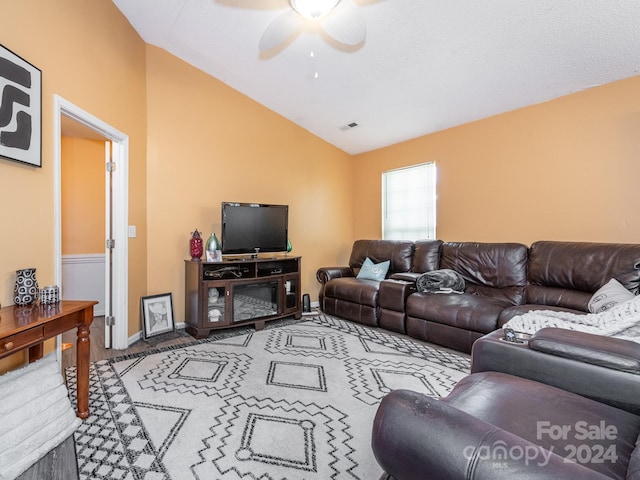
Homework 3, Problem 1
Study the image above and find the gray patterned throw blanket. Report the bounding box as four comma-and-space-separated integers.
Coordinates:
416, 269, 465, 294
503, 295, 640, 343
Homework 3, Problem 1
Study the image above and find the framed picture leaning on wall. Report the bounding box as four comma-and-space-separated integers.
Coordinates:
141, 293, 175, 339
0, 44, 42, 167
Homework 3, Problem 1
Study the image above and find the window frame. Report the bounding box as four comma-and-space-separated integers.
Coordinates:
381, 162, 437, 241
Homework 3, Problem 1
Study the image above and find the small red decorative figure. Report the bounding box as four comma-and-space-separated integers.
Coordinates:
190, 229, 203, 261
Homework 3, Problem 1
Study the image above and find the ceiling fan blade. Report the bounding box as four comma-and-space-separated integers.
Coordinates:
216, 0, 289, 10
320, 0, 366, 46
259, 10, 304, 51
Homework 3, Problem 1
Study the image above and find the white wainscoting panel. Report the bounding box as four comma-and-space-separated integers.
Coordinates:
62, 254, 105, 316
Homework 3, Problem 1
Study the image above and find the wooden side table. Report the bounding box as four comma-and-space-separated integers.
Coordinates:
0, 300, 97, 419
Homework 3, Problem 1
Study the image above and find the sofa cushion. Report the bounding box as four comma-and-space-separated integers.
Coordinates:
525, 285, 593, 311
440, 242, 528, 304
528, 241, 640, 304
323, 277, 380, 307
588, 278, 635, 313
349, 240, 414, 276
407, 292, 513, 334
410, 239, 443, 273
445, 371, 640, 480
356, 257, 390, 281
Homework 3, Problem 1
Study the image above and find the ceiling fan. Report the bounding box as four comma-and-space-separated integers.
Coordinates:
258, 0, 367, 51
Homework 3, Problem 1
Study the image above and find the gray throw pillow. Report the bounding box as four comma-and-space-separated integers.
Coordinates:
588, 278, 634, 313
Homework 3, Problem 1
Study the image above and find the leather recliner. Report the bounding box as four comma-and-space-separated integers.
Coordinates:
317, 240, 441, 326
372, 328, 640, 479
404, 242, 529, 353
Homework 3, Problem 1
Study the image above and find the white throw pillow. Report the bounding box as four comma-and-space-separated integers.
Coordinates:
588, 278, 634, 313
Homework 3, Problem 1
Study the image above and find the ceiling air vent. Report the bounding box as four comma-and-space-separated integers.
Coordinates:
339, 122, 359, 131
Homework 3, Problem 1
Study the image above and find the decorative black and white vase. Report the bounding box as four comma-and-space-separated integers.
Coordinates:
14, 268, 39, 306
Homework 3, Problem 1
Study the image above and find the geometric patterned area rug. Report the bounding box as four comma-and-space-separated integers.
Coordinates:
65, 315, 470, 480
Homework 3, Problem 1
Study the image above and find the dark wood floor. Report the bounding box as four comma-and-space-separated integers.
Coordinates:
61, 316, 197, 370
18, 316, 196, 480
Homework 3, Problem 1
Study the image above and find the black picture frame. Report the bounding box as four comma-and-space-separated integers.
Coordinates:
0, 44, 42, 167
141, 293, 175, 339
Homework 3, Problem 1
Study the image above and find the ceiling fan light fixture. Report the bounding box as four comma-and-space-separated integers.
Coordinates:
290, 0, 341, 20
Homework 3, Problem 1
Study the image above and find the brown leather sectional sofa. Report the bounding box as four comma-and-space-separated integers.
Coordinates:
317, 239, 640, 353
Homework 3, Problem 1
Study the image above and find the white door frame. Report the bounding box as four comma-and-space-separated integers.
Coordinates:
53, 95, 130, 349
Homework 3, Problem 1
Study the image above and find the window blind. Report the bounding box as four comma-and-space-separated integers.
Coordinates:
382, 162, 436, 240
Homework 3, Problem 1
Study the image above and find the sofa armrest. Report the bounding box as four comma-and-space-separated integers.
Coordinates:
372, 389, 609, 480
529, 328, 640, 374
389, 272, 420, 282
316, 267, 353, 284
379, 279, 416, 311
472, 331, 640, 414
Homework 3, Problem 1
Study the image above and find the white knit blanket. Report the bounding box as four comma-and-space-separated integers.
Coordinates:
503, 295, 640, 342
0, 353, 81, 480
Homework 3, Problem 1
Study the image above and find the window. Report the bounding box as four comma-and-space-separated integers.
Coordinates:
382, 162, 436, 240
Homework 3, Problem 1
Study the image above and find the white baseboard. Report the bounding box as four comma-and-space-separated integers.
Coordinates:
127, 331, 141, 346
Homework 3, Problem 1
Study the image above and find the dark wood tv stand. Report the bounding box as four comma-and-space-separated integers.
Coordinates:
184, 256, 302, 339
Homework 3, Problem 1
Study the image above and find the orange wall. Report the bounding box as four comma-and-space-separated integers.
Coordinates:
353, 75, 640, 245
0, 0, 147, 371
2, 0, 639, 373
144, 45, 354, 323
61, 137, 105, 254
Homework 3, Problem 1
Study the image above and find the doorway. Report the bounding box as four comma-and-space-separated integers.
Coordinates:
53, 95, 130, 350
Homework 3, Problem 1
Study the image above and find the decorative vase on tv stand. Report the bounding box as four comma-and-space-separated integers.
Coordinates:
190, 229, 203, 261
206, 233, 221, 262
14, 267, 39, 306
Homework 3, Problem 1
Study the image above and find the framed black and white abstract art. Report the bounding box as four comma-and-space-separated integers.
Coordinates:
0, 44, 42, 167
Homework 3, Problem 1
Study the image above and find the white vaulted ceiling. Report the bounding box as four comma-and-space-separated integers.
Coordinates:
112, 0, 640, 154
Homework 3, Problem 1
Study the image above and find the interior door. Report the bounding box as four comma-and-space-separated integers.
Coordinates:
104, 140, 114, 348
56, 96, 130, 352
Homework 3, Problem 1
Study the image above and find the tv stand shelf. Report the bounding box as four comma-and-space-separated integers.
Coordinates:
184, 256, 302, 339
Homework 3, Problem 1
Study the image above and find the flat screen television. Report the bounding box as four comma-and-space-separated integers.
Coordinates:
221, 202, 289, 255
